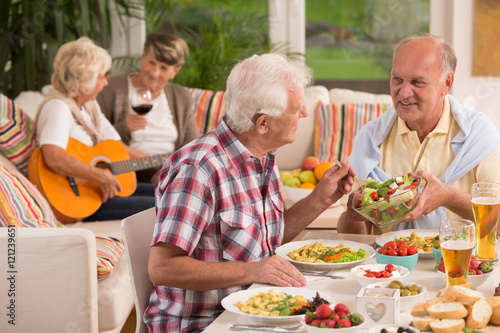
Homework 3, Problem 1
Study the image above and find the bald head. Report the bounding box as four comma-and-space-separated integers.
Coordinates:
394, 34, 457, 80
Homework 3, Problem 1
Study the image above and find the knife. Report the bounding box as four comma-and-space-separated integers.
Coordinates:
229, 323, 304, 332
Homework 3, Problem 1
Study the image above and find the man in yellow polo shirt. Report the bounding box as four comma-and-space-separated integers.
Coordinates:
338, 34, 500, 235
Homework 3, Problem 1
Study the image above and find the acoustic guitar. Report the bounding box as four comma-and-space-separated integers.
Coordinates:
28, 138, 167, 223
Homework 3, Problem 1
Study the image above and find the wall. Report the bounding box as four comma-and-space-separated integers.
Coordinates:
431, 0, 500, 131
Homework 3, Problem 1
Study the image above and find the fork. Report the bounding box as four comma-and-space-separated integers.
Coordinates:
331, 159, 365, 189
229, 323, 303, 332
299, 269, 347, 279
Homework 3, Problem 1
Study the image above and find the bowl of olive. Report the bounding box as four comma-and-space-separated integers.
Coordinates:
366, 281, 427, 312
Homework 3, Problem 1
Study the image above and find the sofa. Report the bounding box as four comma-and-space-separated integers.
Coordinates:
0, 84, 391, 332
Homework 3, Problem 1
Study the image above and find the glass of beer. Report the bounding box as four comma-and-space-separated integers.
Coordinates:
439, 219, 475, 287
471, 182, 500, 262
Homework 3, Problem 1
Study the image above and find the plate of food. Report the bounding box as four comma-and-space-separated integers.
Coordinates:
375, 229, 439, 259
275, 239, 376, 271
221, 287, 335, 324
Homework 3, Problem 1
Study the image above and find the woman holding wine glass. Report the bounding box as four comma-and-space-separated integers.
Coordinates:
97, 31, 199, 183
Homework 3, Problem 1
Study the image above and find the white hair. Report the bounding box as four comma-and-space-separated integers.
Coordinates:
223, 53, 312, 133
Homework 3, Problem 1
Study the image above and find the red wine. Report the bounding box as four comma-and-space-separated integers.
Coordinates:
132, 104, 153, 115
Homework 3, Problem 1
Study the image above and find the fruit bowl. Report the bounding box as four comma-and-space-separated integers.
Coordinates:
281, 184, 313, 204
350, 264, 410, 287
281, 184, 340, 206
352, 175, 423, 227
375, 251, 419, 272
366, 281, 427, 312
436, 262, 497, 289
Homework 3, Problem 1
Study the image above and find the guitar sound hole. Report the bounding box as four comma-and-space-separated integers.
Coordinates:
95, 161, 111, 171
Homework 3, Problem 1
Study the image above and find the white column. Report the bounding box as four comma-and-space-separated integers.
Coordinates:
108, 0, 146, 72
268, 0, 305, 60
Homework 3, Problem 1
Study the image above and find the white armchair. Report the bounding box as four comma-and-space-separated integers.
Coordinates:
0, 222, 134, 333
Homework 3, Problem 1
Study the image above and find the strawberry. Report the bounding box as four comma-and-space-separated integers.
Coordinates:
470, 256, 480, 270
305, 310, 316, 324
334, 303, 349, 314
315, 303, 332, 319
438, 258, 445, 273
336, 318, 352, 328
324, 319, 336, 328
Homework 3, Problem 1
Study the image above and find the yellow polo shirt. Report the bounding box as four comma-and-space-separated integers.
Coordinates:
379, 96, 500, 223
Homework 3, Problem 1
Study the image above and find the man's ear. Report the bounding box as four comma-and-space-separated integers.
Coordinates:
255, 114, 268, 134
442, 72, 454, 96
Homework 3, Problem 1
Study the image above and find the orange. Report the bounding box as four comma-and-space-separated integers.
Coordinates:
314, 161, 334, 180
299, 182, 316, 189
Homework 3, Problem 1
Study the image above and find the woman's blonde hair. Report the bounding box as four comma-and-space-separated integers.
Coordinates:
52, 37, 112, 98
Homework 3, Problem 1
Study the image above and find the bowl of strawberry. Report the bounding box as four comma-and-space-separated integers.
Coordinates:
351, 263, 410, 287
435, 255, 497, 289
301, 303, 365, 331
375, 240, 419, 271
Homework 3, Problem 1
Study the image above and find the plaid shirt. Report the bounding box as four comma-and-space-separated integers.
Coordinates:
144, 118, 285, 332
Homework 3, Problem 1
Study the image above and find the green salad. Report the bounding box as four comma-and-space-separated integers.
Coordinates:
354, 174, 420, 226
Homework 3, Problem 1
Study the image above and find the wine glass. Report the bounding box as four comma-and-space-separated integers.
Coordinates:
439, 219, 475, 287
130, 88, 153, 115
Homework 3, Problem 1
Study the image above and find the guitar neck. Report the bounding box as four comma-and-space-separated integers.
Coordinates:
110, 154, 169, 175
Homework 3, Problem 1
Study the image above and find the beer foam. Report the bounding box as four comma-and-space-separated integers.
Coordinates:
471, 197, 500, 205
441, 240, 474, 250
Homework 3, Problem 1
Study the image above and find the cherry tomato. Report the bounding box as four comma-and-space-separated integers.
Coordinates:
372, 209, 382, 222
371, 271, 380, 278
385, 264, 396, 272
386, 207, 398, 216
355, 199, 362, 207
384, 241, 397, 249
378, 248, 388, 255
370, 192, 379, 200
381, 271, 391, 278
407, 245, 418, 255
364, 273, 375, 278
397, 246, 408, 256
396, 240, 408, 248
387, 248, 398, 256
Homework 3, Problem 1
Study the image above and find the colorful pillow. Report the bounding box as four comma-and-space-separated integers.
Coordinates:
188, 88, 225, 135
314, 102, 391, 163
96, 236, 125, 281
0, 165, 60, 228
0, 94, 36, 175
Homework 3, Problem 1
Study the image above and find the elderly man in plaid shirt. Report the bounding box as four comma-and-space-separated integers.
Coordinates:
145, 53, 355, 332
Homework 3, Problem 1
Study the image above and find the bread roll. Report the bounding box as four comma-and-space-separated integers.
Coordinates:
411, 303, 430, 317
438, 285, 483, 306
411, 316, 436, 331
427, 302, 468, 319
429, 319, 465, 333
490, 305, 500, 326
466, 298, 492, 329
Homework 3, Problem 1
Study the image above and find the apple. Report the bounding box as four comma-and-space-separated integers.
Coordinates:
302, 156, 320, 171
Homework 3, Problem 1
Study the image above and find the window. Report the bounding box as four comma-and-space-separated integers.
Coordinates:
305, 0, 430, 93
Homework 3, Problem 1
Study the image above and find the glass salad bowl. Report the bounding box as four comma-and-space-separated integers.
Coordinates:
352, 174, 423, 227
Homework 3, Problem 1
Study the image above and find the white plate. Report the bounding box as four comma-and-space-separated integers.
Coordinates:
374, 229, 438, 259
275, 239, 375, 271
221, 287, 335, 324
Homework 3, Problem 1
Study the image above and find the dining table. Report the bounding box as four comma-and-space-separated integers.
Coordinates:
203, 230, 500, 332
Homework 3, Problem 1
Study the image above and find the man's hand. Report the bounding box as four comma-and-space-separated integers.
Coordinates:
247, 255, 306, 288
404, 171, 450, 220
312, 163, 354, 208
124, 114, 148, 135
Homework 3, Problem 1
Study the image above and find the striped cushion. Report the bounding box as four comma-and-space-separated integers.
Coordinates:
315, 102, 390, 163
188, 88, 225, 135
96, 236, 125, 281
0, 165, 59, 227
0, 94, 36, 175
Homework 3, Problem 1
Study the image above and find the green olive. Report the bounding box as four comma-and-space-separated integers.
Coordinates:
410, 290, 419, 296
392, 280, 404, 288
409, 284, 420, 293
388, 282, 401, 289
400, 289, 411, 297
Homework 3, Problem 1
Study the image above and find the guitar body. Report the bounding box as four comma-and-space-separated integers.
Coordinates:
28, 138, 137, 222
